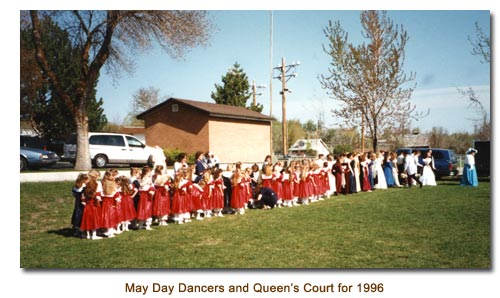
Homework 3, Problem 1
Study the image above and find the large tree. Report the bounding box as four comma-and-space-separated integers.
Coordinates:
25, 11, 212, 170
21, 17, 107, 141
211, 62, 263, 111
319, 10, 416, 151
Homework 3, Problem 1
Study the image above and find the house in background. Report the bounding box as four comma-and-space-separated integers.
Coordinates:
137, 98, 273, 163
288, 138, 331, 157
119, 126, 146, 142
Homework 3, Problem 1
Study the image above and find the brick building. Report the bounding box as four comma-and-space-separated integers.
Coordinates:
136, 98, 273, 163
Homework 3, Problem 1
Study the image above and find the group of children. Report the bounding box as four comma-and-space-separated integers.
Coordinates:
70, 164, 241, 240
71, 150, 418, 240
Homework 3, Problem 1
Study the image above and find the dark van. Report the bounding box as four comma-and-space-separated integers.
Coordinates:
395, 148, 459, 178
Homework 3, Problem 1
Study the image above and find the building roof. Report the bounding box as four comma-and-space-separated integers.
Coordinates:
137, 98, 273, 122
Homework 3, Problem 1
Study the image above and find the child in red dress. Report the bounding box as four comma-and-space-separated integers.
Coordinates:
282, 166, 294, 207
211, 168, 225, 217
80, 179, 102, 240
171, 169, 190, 224
116, 175, 137, 232
100, 170, 121, 237
230, 168, 247, 214
136, 166, 155, 230
152, 165, 171, 226
200, 170, 213, 218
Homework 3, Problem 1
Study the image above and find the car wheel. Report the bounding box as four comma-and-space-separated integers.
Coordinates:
20, 157, 28, 171
94, 154, 108, 168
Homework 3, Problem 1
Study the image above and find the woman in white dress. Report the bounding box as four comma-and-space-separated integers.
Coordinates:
420, 151, 437, 186
390, 152, 402, 187
374, 152, 387, 189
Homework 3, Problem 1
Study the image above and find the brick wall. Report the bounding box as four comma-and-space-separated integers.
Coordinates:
209, 118, 271, 163
144, 102, 210, 154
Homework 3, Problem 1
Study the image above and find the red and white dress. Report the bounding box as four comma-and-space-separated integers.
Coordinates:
271, 173, 283, 200
120, 184, 137, 222
282, 173, 293, 202
202, 181, 214, 211
171, 179, 189, 215
230, 178, 247, 209
152, 180, 171, 219
261, 174, 273, 189
80, 192, 102, 232
211, 177, 225, 210
100, 191, 120, 229
190, 183, 205, 212
136, 178, 155, 221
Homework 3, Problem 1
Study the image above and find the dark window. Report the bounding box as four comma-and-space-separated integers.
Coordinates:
126, 136, 144, 148
90, 135, 125, 146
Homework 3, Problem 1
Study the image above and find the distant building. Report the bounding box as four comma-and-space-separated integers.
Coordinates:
20, 121, 38, 136
119, 126, 146, 142
401, 133, 430, 148
136, 98, 273, 163
288, 139, 330, 157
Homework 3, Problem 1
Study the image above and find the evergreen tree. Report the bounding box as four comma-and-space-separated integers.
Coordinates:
211, 62, 252, 108
21, 17, 107, 142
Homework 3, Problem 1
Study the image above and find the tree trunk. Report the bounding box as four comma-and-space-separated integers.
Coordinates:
74, 97, 92, 171
372, 121, 378, 152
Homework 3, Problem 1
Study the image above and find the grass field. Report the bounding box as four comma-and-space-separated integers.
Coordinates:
20, 180, 490, 269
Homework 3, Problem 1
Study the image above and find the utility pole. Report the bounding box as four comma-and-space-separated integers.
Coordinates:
273, 57, 300, 157
269, 11, 274, 159
251, 80, 266, 106
280, 57, 288, 156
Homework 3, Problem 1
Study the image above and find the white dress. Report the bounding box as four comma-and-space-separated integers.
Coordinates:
419, 157, 437, 186
391, 159, 401, 186
374, 157, 387, 189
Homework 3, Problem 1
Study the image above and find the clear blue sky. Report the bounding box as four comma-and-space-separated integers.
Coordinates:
97, 10, 490, 134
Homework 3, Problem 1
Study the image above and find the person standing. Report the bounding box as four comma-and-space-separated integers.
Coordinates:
405, 150, 423, 188
461, 148, 479, 187
174, 153, 189, 177
152, 145, 167, 173
194, 151, 208, 183
420, 150, 437, 186
70, 173, 89, 237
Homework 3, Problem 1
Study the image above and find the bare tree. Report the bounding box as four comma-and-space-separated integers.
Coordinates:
26, 10, 212, 170
458, 87, 490, 140
125, 86, 169, 126
320, 11, 417, 152
458, 20, 490, 140
429, 126, 448, 148
469, 22, 490, 64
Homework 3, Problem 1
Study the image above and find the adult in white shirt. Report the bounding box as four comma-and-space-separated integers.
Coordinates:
404, 150, 423, 188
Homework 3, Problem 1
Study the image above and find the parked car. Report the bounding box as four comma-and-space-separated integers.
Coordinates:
20, 135, 65, 156
20, 146, 59, 171
62, 132, 155, 168
396, 147, 459, 178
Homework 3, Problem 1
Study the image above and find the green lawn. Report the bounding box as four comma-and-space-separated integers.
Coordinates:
20, 180, 490, 268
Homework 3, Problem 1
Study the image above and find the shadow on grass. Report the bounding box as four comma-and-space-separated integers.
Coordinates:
48, 228, 79, 238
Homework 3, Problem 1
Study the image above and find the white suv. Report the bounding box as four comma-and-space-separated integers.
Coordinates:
62, 132, 155, 168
